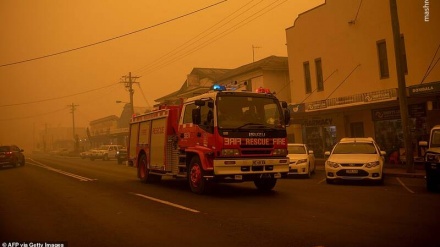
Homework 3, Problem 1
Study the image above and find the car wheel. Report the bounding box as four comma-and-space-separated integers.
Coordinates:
188, 156, 210, 194
326, 178, 334, 184
254, 177, 277, 191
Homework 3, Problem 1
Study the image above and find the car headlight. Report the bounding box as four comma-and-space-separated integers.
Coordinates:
273, 149, 287, 156
296, 159, 307, 164
221, 149, 240, 156
326, 161, 339, 168
426, 153, 440, 162
365, 161, 380, 168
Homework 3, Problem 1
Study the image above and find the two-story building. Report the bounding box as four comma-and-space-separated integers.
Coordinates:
285, 0, 440, 158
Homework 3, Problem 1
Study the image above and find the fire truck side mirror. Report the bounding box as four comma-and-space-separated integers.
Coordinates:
284, 109, 291, 126
192, 108, 201, 125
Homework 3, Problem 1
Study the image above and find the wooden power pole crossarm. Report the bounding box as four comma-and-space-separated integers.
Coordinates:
121, 72, 140, 115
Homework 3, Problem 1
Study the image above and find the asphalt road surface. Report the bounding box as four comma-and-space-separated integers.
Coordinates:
1, 154, 439, 247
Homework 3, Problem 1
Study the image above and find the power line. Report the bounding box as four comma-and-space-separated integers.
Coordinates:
0, 107, 68, 121
133, 0, 259, 74
136, 0, 287, 76
0, 0, 227, 68
0, 82, 119, 107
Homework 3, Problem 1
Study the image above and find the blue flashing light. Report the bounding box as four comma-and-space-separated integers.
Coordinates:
212, 84, 227, 91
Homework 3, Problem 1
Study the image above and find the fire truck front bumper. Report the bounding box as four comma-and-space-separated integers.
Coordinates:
212, 158, 289, 180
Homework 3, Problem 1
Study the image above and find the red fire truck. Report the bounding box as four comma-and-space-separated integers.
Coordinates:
128, 85, 291, 194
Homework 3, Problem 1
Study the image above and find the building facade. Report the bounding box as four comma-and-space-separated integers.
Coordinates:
285, 0, 440, 159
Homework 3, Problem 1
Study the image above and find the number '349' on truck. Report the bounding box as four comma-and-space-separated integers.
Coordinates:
127, 85, 291, 194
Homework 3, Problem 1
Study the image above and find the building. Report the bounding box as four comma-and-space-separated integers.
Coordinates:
88, 104, 150, 148
155, 67, 231, 106
285, 0, 440, 158
216, 56, 291, 103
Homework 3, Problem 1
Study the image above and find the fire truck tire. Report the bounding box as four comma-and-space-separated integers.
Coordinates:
188, 156, 211, 194
254, 178, 277, 191
138, 153, 161, 183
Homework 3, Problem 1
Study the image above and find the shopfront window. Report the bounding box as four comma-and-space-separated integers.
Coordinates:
304, 125, 337, 158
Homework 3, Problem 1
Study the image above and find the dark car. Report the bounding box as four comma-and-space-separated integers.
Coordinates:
0, 145, 25, 168
116, 148, 127, 164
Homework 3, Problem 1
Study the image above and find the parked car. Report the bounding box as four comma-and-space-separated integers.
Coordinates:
116, 148, 127, 164
287, 143, 315, 178
0, 145, 25, 168
90, 145, 123, 161
325, 137, 386, 184
80, 150, 92, 159
419, 125, 440, 192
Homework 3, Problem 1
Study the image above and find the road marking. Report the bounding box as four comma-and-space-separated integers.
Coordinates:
28, 158, 97, 182
396, 177, 415, 194
318, 178, 326, 184
131, 192, 200, 213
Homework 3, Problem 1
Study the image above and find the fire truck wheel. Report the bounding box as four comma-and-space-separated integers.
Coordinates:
254, 178, 277, 191
189, 156, 210, 194
138, 153, 161, 183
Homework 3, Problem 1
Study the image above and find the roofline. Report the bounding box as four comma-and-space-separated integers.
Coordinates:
286, 1, 326, 31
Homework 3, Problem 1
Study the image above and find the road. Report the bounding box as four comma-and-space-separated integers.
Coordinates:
1, 154, 439, 247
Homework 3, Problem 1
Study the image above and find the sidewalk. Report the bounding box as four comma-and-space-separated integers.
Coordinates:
315, 159, 426, 179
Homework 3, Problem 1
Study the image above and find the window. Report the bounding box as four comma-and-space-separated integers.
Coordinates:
315, 58, 324, 91
401, 34, 408, 74
377, 40, 389, 78
183, 103, 197, 124
303, 61, 312, 93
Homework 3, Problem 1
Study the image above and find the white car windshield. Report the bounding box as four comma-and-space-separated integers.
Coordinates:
288, 146, 306, 154
333, 143, 377, 154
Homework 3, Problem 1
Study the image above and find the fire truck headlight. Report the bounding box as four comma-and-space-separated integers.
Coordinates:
221, 149, 240, 156
273, 149, 287, 156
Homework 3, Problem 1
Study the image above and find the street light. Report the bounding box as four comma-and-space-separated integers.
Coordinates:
116, 100, 134, 116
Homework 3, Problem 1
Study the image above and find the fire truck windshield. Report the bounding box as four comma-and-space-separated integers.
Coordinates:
217, 95, 284, 130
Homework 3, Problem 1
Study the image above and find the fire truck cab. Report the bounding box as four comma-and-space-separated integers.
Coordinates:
128, 85, 290, 194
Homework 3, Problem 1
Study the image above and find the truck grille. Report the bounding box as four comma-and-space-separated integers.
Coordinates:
241, 150, 271, 155
340, 163, 364, 167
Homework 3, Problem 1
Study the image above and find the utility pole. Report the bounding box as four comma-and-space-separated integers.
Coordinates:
389, 0, 414, 172
120, 72, 140, 115
68, 103, 79, 152
252, 45, 261, 62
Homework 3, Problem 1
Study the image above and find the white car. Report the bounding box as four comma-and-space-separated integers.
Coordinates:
287, 143, 315, 178
325, 137, 386, 184
90, 145, 123, 161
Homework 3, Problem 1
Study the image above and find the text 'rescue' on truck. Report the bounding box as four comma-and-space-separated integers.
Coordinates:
127, 85, 291, 194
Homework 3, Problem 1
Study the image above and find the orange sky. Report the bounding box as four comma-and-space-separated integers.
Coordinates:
0, 0, 324, 150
